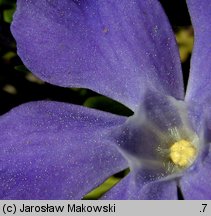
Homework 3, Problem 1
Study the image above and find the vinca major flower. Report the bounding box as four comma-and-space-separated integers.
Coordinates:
0, 0, 211, 199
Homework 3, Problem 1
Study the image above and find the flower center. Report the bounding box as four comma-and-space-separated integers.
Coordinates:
115, 92, 201, 180
169, 139, 196, 167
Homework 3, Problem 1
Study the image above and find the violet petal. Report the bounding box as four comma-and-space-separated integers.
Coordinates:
185, 0, 211, 104
11, 0, 184, 110
0, 101, 128, 199
180, 144, 211, 199
180, 105, 211, 200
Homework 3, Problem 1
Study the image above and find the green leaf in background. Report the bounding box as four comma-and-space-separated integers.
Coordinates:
175, 26, 194, 62
14, 65, 30, 73
84, 96, 133, 116
83, 176, 120, 200
3, 51, 16, 62
3, 8, 16, 23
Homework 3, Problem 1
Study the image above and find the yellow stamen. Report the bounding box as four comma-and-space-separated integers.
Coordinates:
170, 139, 196, 167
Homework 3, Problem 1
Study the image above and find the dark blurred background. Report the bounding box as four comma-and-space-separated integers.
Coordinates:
0, 0, 193, 116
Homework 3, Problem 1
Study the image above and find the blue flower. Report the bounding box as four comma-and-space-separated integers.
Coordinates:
0, 0, 210, 199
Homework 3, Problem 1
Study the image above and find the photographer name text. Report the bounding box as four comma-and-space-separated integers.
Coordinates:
3, 203, 116, 214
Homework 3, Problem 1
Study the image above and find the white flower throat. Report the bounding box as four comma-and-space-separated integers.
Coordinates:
115, 91, 200, 180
